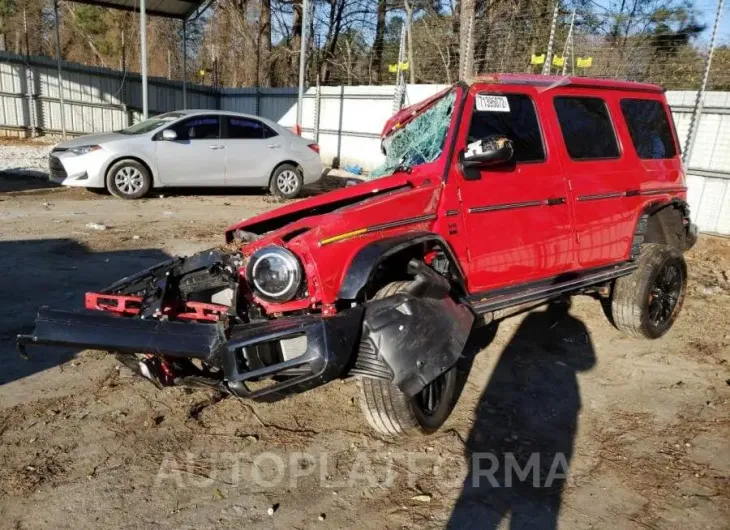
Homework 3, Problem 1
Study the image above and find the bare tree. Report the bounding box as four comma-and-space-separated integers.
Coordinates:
372, 0, 387, 82
404, 0, 415, 82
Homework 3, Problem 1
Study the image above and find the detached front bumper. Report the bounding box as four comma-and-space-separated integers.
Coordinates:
17, 307, 363, 402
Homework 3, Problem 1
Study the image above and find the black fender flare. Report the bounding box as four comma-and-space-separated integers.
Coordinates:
630, 198, 695, 256
642, 197, 690, 219
337, 232, 466, 301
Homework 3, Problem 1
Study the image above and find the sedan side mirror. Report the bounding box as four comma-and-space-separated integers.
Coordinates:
161, 129, 177, 141
462, 135, 514, 168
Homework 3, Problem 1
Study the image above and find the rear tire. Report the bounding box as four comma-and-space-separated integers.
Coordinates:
269, 164, 303, 199
358, 281, 459, 436
609, 243, 687, 339
106, 159, 151, 200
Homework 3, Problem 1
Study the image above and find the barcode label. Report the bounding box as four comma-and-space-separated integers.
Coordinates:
476, 95, 510, 112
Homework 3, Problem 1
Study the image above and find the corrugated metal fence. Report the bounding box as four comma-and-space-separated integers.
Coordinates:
0, 51, 297, 134
0, 51, 728, 235
667, 91, 730, 236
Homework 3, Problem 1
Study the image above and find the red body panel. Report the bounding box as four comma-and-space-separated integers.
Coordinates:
452, 83, 575, 291
223, 78, 686, 314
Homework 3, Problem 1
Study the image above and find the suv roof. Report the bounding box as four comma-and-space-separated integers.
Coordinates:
470, 73, 664, 93
382, 75, 665, 138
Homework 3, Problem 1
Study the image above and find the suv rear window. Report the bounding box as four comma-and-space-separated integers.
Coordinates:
620, 99, 677, 159
468, 93, 545, 163
554, 97, 620, 160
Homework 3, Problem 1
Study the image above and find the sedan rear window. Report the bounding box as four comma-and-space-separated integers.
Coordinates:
226, 117, 278, 139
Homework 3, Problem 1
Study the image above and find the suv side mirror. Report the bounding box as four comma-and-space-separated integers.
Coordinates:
461, 135, 514, 168
161, 129, 177, 141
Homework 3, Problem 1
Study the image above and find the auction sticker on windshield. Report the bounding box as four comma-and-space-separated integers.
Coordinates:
476, 94, 510, 112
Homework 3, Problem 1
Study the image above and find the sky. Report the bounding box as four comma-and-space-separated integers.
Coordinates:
589, 0, 730, 45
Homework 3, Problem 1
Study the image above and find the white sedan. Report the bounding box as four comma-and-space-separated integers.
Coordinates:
48, 110, 323, 199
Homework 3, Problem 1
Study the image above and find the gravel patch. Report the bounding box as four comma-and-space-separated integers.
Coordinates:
0, 144, 53, 175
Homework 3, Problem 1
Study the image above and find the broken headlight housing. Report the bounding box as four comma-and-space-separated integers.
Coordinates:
246, 246, 303, 302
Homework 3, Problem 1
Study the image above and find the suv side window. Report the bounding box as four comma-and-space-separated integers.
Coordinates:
554, 97, 620, 160
169, 115, 220, 140
468, 93, 545, 163
620, 99, 677, 159
226, 116, 279, 140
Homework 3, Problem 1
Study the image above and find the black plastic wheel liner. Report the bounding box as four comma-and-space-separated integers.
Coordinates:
361, 292, 474, 397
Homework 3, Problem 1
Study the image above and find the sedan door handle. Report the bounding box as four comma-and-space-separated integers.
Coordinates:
208, 145, 224, 150
267, 144, 281, 149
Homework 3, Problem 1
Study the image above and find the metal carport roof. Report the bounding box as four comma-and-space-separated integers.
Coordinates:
52, 0, 212, 136
69, 0, 208, 19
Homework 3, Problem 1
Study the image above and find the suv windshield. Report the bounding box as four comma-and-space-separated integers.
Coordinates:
118, 112, 185, 135
370, 90, 457, 178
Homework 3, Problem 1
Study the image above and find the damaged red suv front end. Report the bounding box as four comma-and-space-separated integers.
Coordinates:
17, 242, 366, 401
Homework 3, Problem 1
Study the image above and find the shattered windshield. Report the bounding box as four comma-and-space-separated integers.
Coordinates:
370, 90, 457, 178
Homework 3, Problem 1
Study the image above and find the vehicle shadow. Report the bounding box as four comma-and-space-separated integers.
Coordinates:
0, 169, 59, 193
448, 300, 596, 529
0, 238, 170, 386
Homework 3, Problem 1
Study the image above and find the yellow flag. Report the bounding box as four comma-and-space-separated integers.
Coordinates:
389, 62, 409, 73
530, 53, 546, 65
577, 57, 593, 68
552, 55, 565, 67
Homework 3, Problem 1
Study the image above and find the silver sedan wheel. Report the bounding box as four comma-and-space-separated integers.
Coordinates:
114, 166, 145, 195
276, 170, 299, 195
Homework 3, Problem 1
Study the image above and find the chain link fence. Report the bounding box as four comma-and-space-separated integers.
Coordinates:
363, 0, 729, 91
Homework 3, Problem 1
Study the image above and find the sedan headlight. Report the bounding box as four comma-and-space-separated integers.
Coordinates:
246, 246, 303, 302
69, 145, 102, 155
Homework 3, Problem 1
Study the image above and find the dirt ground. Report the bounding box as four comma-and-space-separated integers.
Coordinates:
0, 166, 728, 529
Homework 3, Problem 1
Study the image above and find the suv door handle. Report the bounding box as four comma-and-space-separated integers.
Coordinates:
208, 145, 224, 150
546, 197, 566, 206
267, 144, 281, 149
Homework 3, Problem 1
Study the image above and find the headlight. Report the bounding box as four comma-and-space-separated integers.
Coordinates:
69, 145, 101, 155
246, 246, 303, 302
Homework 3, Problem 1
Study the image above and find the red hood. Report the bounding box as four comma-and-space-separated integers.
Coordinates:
225, 174, 413, 241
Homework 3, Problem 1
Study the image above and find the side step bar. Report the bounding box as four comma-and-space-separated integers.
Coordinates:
467, 262, 637, 315
17, 307, 225, 359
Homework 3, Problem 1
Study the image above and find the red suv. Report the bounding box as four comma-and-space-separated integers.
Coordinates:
19, 74, 697, 437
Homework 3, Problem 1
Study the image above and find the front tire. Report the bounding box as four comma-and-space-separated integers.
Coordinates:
269, 164, 303, 199
358, 281, 459, 436
106, 159, 151, 200
609, 243, 687, 339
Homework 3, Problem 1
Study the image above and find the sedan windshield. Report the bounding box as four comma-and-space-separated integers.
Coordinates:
118, 112, 185, 135
370, 89, 457, 178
